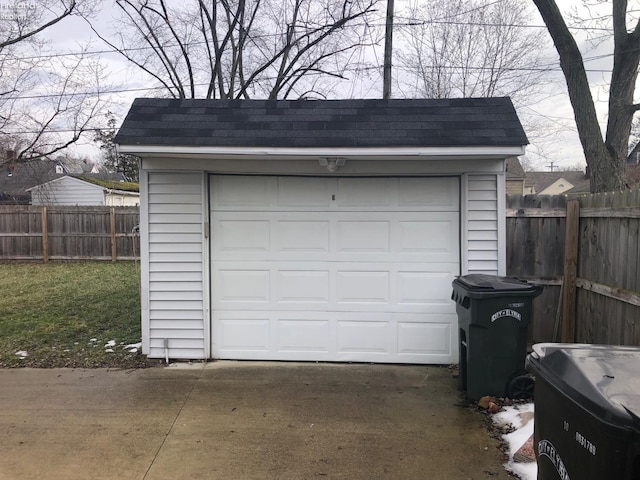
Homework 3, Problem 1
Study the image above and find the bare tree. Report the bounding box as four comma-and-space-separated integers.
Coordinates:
395, 0, 549, 101
87, 0, 382, 100
0, 1, 110, 161
533, 0, 640, 192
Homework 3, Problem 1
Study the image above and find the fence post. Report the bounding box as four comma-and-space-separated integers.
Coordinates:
110, 207, 117, 262
41, 206, 49, 263
561, 199, 580, 342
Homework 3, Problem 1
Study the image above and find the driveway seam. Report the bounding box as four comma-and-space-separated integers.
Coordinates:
141, 365, 206, 479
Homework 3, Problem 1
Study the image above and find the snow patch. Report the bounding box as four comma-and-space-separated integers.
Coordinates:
492, 403, 536, 480
124, 342, 142, 353
15, 350, 28, 358
104, 340, 116, 348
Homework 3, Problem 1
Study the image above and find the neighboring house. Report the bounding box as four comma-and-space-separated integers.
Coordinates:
27, 175, 140, 206
627, 143, 640, 166
627, 163, 640, 189
524, 170, 591, 195
0, 157, 66, 204
505, 157, 526, 195
114, 97, 528, 364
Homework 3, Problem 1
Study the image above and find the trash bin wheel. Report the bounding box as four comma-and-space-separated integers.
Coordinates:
507, 374, 535, 400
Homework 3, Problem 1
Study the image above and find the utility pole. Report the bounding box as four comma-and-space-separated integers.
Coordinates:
383, 0, 394, 99
547, 161, 557, 172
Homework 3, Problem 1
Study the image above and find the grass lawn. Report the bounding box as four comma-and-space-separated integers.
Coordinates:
0, 262, 153, 368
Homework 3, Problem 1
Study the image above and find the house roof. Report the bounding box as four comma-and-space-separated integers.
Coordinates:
627, 164, 640, 189
0, 159, 64, 195
505, 157, 525, 180
26, 175, 139, 194
114, 97, 528, 149
526, 171, 591, 194
627, 143, 640, 165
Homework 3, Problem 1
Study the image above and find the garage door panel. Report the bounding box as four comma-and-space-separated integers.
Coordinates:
276, 221, 329, 252
398, 220, 454, 253
397, 322, 452, 355
210, 175, 460, 364
217, 220, 270, 252
398, 177, 458, 208
214, 312, 457, 363
277, 176, 331, 207
277, 271, 330, 303
336, 271, 390, 304
337, 320, 390, 354
337, 178, 392, 206
218, 317, 271, 352
216, 270, 270, 303
213, 262, 457, 314
212, 175, 272, 208
336, 221, 390, 253
277, 319, 330, 353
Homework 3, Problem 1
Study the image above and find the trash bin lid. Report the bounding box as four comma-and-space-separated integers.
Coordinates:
453, 274, 541, 296
528, 343, 640, 429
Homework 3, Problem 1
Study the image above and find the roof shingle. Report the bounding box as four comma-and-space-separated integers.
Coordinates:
114, 97, 528, 148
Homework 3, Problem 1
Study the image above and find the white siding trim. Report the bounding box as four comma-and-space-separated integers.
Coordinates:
145, 171, 205, 360
122, 144, 526, 158
460, 174, 469, 275
497, 172, 507, 275
141, 158, 505, 175
201, 174, 211, 359
140, 170, 151, 355
465, 174, 500, 275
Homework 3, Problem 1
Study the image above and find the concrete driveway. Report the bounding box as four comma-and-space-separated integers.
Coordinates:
0, 362, 511, 480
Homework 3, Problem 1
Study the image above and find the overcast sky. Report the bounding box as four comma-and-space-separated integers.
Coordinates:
36, 0, 634, 171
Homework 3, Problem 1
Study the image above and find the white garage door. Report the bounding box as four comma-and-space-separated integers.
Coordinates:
210, 175, 460, 364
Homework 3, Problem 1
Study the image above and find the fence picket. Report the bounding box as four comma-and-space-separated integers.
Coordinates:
507, 192, 640, 346
0, 206, 139, 261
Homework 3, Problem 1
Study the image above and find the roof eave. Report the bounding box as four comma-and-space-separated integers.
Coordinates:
116, 144, 526, 159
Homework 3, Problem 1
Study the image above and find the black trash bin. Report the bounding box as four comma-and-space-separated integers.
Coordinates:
451, 274, 542, 400
526, 343, 640, 480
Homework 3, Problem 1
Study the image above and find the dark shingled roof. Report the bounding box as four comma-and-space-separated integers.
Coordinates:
114, 97, 528, 148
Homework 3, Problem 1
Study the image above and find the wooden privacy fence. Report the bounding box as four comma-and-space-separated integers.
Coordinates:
507, 191, 640, 347
0, 206, 140, 262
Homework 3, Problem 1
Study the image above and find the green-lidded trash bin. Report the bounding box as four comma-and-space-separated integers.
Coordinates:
451, 274, 542, 400
526, 343, 640, 480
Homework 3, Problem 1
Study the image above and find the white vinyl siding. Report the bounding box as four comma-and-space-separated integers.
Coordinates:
30, 176, 104, 205
465, 174, 500, 275
105, 192, 140, 206
145, 172, 205, 359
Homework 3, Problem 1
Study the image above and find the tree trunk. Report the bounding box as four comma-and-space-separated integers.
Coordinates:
533, 0, 629, 192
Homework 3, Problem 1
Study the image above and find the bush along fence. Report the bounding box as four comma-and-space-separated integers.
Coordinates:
0, 206, 140, 262
507, 191, 640, 347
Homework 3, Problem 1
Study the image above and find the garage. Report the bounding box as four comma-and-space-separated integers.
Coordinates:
114, 97, 527, 364
211, 175, 459, 363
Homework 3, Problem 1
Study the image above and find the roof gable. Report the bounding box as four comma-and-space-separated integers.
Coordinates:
526, 171, 591, 194
114, 97, 528, 149
0, 159, 63, 194
26, 175, 140, 194
26, 175, 103, 192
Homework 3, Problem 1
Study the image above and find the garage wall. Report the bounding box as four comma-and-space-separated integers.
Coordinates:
465, 174, 501, 275
31, 176, 104, 205
143, 172, 206, 359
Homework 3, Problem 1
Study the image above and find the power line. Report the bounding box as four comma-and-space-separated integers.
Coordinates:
0, 14, 629, 63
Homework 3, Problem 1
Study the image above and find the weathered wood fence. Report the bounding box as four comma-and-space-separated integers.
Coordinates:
0, 206, 140, 262
507, 191, 640, 346
2, 195, 639, 346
